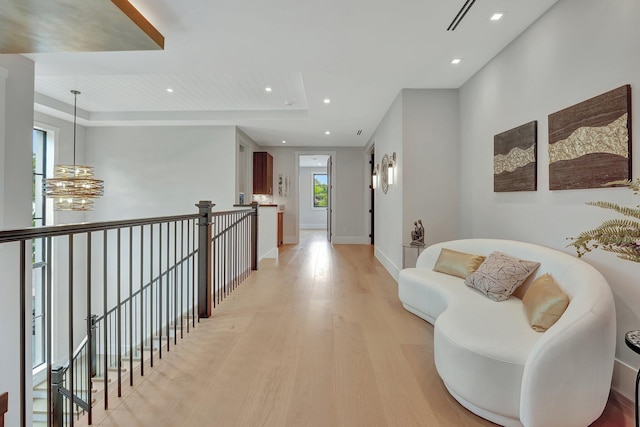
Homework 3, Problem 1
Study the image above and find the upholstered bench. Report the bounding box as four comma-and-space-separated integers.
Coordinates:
398, 239, 616, 427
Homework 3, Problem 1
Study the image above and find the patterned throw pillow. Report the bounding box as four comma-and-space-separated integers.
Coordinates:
464, 251, 540, 302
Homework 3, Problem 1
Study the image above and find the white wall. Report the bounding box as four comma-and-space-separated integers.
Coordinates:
402, 89, 459, 248
370, 92, 404, 276
259, 146, 366, 244
85, 125, 238, 220
299, 167, 327, 229
0, 54, 35, 427
236, 128, 260, 204
458, 0, 640, 399
370, 89, 460, 279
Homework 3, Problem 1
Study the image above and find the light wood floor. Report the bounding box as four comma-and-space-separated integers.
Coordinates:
79, 230, 632, 426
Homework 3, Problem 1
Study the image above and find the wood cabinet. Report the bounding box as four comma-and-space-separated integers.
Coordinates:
277, 211, 283, 247
253, 152, 273, 194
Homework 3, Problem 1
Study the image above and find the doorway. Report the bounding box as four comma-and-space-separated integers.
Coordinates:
296, 152, 334, 244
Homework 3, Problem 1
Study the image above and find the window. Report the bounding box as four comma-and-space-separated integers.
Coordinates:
32, 128, 51, 369
313, 173, 328, 208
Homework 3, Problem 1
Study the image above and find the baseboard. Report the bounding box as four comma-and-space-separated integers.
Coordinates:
332, 236, 367, 244
259, 246, 278, 260
374, 246, 400, 281
299, 224, 326, 229
612, 357, 636, 402
284, 235, 296, 244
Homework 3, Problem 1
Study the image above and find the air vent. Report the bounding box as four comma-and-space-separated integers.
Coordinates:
447, 0, 477, 31
356, 129, 363, 136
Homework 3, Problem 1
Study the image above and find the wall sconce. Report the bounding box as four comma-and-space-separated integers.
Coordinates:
372, 164, 379, 189
387, 152, 396, 185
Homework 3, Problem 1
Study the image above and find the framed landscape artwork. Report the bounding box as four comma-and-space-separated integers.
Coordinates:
548, 85, 632, 190
494, 121, 537, 192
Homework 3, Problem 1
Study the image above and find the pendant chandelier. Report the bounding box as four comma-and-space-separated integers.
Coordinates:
43, 90, 104, 211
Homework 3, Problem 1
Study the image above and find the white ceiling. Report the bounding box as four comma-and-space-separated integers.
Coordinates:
27, 0, 558, 147
300, 155, 330, 168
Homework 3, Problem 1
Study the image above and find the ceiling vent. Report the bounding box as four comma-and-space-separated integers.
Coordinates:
447, 0, 477, 31
356, 129, 363, 136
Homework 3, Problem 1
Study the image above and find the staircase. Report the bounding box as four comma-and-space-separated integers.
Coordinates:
30, 330, 172, 426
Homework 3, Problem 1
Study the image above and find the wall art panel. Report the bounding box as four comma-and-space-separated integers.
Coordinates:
548, 85, 631, 190
494, 121, 537, 192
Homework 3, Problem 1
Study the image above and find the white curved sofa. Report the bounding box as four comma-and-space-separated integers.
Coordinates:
398, 239, 616, 427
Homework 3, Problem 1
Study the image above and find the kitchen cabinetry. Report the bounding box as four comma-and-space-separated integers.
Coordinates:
277, 211, 284, 247
253, 152, 273, 195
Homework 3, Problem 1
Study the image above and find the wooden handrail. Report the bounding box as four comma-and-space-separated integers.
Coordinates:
0, 392, 8, 427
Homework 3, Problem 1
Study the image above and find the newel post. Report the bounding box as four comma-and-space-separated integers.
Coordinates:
196, 200, 215, 318
51, 367, 65, 427
250, 202, 259, 271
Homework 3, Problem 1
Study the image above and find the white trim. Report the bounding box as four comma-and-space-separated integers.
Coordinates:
612, 357, 636, 402
300, 224, 326, 230
374, 246, 400, 281
333, 236, 367, 244
294, 150, 337, 244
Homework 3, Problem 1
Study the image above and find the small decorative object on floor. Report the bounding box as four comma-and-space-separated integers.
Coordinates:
411, 219, 425, 246
625, 330, 640, 427
567, 178, 640, 262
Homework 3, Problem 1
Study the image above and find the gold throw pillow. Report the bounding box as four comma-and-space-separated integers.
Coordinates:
522, 273, 570, 332
433, 248, 486, 279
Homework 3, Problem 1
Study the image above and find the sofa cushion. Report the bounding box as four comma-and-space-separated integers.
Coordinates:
522, 273, 570, 332
464, 251, 540, 302
433, 248, 485, 279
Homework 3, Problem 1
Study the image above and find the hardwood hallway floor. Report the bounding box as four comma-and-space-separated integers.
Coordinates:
81, 231, 632, 426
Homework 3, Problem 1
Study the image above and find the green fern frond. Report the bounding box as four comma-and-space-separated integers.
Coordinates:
585, 201, 640, 220
567, 180, 640, 263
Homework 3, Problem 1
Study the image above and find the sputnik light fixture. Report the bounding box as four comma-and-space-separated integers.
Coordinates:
43, 90, 104, 211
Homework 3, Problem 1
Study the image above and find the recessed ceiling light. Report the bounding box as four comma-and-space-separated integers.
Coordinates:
166, 88, 174, 93
325, 131, 331, 135
490, 12, 504, 21
265, 87, 272, 92
451, 58, 462, 65
324, 98, 331, 104
282, 140, 286, 144
318, 163, 322, 166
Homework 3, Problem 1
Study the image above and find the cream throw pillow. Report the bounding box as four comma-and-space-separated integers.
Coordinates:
522, 273, 570, 332
464, 251, 540, 302
433, 248, 486, 279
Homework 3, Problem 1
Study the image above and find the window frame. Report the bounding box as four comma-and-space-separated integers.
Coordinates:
312, 173, 328, 210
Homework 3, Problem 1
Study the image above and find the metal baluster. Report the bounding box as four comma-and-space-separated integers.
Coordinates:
174, 221, 178, 345
69, 234, 75, 427
129, 226, 134, 387
86, 233, 93, 424
19, 240, 26, 427
186, 221, 190, 333
150, 224, 154, 368
158, 223, 163, 359
193, 217, 198, 324
116, 229, 122, 397
166, 222, 170, 352
103, 230, 109, 409
46, 236, 53, 427
140, 225, 145, 377
180, 220, 184, 340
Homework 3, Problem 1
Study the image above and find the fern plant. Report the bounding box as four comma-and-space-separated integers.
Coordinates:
568, 179, 640, 263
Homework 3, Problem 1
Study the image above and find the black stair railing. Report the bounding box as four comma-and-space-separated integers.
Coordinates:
0, 201, 258, 427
